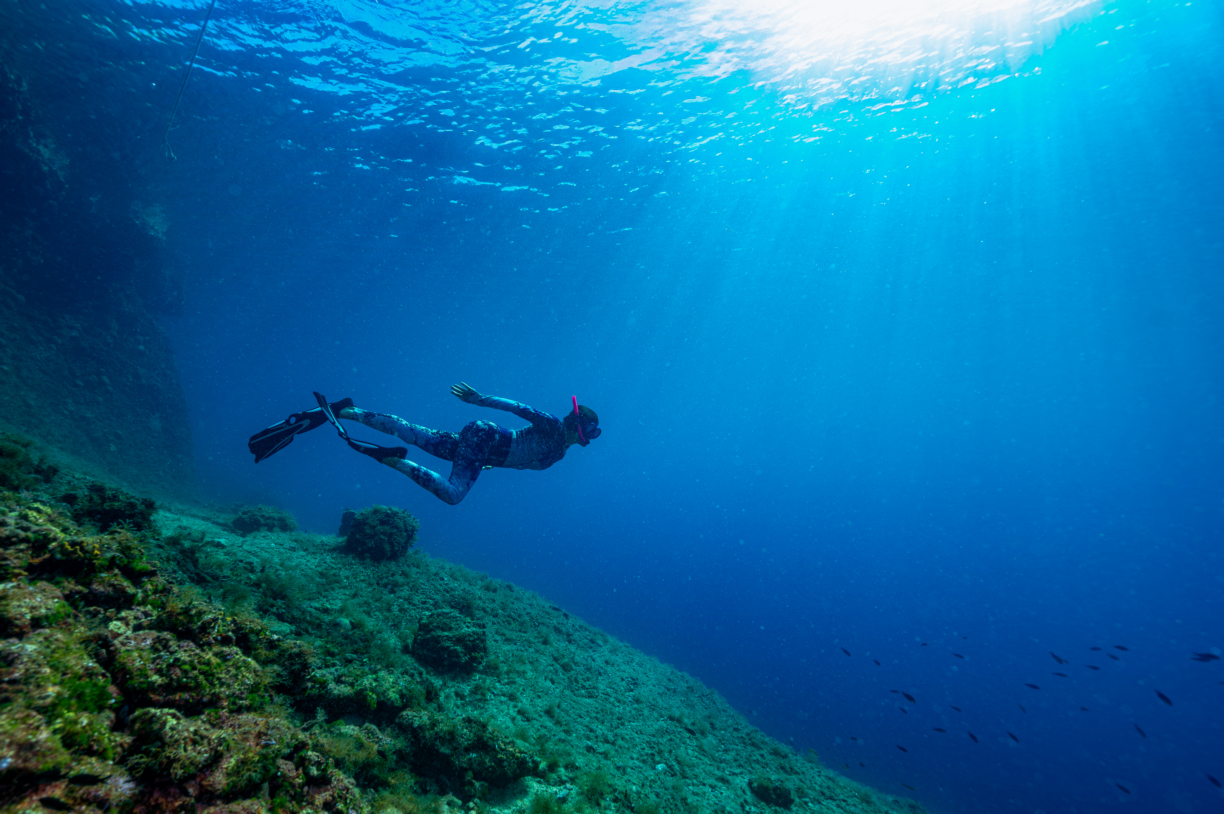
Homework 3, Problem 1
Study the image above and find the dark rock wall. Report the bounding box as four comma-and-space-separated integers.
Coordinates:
0, 66, 195, 498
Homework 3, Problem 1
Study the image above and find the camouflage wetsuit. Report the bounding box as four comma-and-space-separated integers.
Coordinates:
338, 396, 568, 504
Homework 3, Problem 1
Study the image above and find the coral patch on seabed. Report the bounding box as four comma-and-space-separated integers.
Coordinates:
0, 441, 925, 814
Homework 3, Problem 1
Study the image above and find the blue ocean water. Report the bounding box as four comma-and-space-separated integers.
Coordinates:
5, 0, 1222, 810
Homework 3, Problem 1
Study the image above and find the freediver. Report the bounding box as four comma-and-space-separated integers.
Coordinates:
247, 383, 600, 504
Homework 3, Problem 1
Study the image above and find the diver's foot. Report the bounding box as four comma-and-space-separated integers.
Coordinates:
249, 399, 346, 463
347, 438, 407, 464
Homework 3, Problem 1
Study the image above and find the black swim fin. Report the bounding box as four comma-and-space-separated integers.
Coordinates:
248, 396, 354, 463
313, 391, 407, 462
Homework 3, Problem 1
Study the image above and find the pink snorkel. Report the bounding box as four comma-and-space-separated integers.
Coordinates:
572, 396, 587, 444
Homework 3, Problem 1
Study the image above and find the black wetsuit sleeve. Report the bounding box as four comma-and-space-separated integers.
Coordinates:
471, 395, 559, 428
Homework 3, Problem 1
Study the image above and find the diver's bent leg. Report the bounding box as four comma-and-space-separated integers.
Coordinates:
439, 420, 501, 503
386, 459, 468, 505
341, 407, 459, 460
381, 420, 499, 505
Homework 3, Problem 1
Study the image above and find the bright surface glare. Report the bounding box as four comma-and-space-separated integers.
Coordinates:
660, 0, 1100, 104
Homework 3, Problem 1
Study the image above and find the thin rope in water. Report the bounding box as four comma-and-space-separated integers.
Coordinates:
163, 0, 218, 159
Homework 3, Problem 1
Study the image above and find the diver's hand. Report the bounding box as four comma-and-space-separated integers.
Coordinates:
451, 382, 481, 403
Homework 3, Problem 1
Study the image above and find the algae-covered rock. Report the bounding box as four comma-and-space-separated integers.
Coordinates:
61, 481, 155, 533
303, 666, 434, 722
338, 508, 357, 536
0, 627, 122, 769
0, 579, 71, 637
395, 708, 537, 798
749, 776, 794, 808
231, 504, 297, 535
0, 433, 58, 491
111, 629, 268, 713
341, 504, 419, 561
0, 707, 75, 786
200, 714, 308, 797
127, 707, 223, 780
411, 608, 486, 673
0, 486, 372, 813
313, 721, 400, 787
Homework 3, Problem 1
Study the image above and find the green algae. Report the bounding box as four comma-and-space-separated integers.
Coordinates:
0, 451, 927, 814
0, 483, 365, 812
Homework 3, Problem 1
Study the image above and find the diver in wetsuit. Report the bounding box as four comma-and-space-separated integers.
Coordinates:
247, 383, 600, 505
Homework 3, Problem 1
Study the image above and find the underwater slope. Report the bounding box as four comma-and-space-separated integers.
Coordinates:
0, 68, 194, 499
0, 440, 922, 814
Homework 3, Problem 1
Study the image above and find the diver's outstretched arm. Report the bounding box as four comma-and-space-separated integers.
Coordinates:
451, 382, 557, 427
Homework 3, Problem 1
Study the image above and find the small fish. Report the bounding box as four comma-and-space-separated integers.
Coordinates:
1208, 774, 1221, 788
1114, 645, 1129, 651
859, 762, 865, 767
1155, 690, 1173, 706
1050, 652, 1068, 665
952, 653, 964, 659
962, 635, 969, 639
1090, 646, 1102, 651
68, 772, 105, 785
1080, 706, 1090, 711
1007, 731, 1019, 743
1086, 665, 1100, 670
967, 731, 978, 743
890, 689, 900, 694
1107, 653, 1120, 661
897, 745, 908, 752
899, 706, 908, 714
1025, 683, 1040, 690
873, 659, 881, 666
951, 706, 962, 712
842, 647, 851, 657
850, 736, 859, 741
1053, 672, 1067, 677
921, 642, 929, 646
1134, 724, 1146, 738
902, 692, 916, 704
1115, 783, 1131, 795
902, 784, 917, 791
1190, 652, 1220, 662
842, 763, 849, 769
1018, 704, 1026, 714
932, 727, 947, 733
39, 799, 71, 812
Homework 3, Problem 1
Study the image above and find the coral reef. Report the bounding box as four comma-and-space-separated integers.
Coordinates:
0, 443, 926, 814
231, 504, 298, 535
341, 505, 420, 561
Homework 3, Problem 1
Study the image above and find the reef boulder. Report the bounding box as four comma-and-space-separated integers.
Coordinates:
411, 608, 486, 673
61, 482, 155, 533
749, 776, 795, 808
395, 708, 536, 798
230, 505, 297, 535
341, 505, 419, 561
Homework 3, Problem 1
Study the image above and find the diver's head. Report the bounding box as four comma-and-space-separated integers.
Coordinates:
564, 396, 600, 446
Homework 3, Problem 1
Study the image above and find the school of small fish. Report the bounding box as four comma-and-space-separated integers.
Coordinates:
827, 638, 1221, 800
